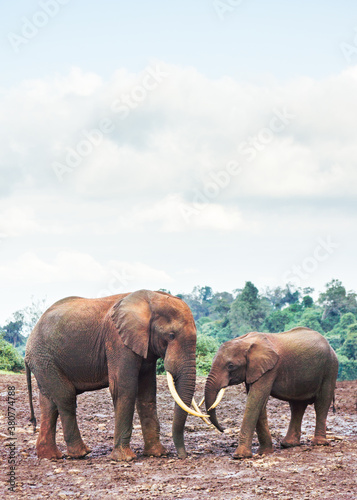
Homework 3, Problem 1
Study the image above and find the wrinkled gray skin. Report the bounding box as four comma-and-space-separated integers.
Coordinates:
205, 327, 338, 459
25, 290, 197, 461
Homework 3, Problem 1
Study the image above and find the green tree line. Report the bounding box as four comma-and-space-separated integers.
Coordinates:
0, 298, 45, 372
175, 279, 357, 380
1, 281, 357, 380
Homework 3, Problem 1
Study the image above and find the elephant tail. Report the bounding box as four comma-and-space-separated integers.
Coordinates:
26, 362, 37, 432
332, 392, 336, 414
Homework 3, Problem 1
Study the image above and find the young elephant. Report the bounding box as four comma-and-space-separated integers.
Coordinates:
204, 327, 338, 459
25, 290, 207, 461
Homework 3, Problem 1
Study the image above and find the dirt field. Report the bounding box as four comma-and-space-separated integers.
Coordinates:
1, 373, 356, 499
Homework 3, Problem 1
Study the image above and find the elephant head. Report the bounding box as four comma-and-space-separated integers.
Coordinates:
204, 334, 279, 432
112, 289, 205, 458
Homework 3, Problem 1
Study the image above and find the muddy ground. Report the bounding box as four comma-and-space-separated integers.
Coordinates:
1, 374, 356, 499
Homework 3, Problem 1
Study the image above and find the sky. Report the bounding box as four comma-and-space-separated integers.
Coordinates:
1, 0, 357, 322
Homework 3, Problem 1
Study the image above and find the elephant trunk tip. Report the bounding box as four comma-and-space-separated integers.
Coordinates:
205, 382, 225, 433
208, 412, 225, 433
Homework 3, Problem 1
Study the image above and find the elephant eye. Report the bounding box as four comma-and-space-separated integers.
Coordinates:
227, 362, 234, 371
168, 333, 175, 341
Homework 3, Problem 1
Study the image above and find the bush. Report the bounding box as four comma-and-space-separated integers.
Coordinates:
197, 318, 232, 343
0, 338, 25, 372
156, 358, 165, 375
262, 310, 291, 333
156, 334, 220, 376
337, 355, 357, 381
325, 333, 343, 351
329, 313, 356, 343
338, 326, 357, 360
196, 334, 219, 375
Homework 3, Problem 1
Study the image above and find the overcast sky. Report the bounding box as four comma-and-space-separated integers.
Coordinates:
1, 0, 357, 322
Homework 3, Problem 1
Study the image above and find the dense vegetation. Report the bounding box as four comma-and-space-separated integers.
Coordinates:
0, 337, 24, 372
0, 298, 45, 372
175, 279, 357, 380
1, 281, 357, 380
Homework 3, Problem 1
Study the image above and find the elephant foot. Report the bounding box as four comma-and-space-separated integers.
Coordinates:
37, 443, 63, 460
232, 446, 253, 460
281, 437, 300, 448
257, 445, 274, 456
67, 442, 92, 459
110, 446, 137, 462
177, 450, 188, 459
312, 436, 329, 446
143, 443, 168, 457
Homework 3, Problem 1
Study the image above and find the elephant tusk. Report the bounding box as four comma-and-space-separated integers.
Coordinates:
191, 398, 212, 426
198, 396, 205, 408
192, 399, 223, 434
166, 372, 209, 419
208, 388, 226, 411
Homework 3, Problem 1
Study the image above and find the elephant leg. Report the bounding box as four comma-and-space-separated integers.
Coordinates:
108, 357, 141, 462
137, 361, 167, 457
56, 381, 91, 458
312, 382, 334, 446
281, 401, 308, 448
36, 392, 62, 459
233, 379, 272, 459
256, 404, 273, 455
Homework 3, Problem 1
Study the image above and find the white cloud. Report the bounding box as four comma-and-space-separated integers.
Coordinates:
52, 67, 103, 97
0, 251, 172, 294
0, 206, 43, 236
97, 261, 173, 297
1, 63, 357, 320
2, 62, 357, 204
0, 252, 104, 283
118, 194, 248, 232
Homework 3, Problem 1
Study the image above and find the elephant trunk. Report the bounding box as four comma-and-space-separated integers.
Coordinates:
170, 362, 196, 459
204, 373, 225, 433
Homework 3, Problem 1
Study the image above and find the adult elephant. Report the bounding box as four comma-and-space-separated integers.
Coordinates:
204, 327, 338, 459
25, 290, 207, 461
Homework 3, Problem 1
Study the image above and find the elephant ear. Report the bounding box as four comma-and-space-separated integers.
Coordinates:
111, 290, 152, 358
246, 336, 279, 385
